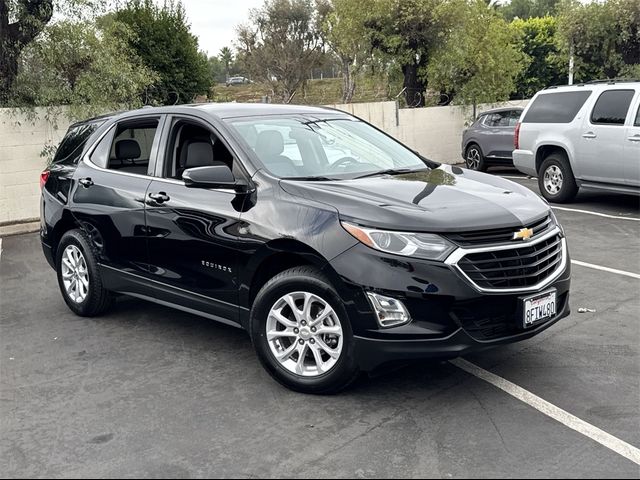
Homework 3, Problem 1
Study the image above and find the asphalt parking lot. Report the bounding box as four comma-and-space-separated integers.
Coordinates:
1, 171, 639, 478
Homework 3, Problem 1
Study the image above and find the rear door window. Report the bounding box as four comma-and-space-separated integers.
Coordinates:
590, 90, 635, 125
523, 91, 592, 123
89, 118, 160, 175
483, 112, 510, 127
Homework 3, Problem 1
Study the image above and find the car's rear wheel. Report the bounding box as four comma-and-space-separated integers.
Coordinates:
250, 267, 359, 394
538, 153, 578, 203
56, 229, 113, 317
465, 144, 486, 172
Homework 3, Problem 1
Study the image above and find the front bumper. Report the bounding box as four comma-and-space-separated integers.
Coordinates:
354, 293, 570, 371
327, 238, 571, 371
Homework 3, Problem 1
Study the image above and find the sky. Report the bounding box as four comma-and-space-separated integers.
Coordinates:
179, 0, 264, 57
177, 0, 595, 58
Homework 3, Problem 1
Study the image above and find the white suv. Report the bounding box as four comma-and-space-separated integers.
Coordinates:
513, 81, 640, 202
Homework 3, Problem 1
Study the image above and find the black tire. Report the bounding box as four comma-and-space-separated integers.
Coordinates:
250, 266, 360, 394
465, 143, 487, 172
56, 229, 113, 317
538, 153, 578, 203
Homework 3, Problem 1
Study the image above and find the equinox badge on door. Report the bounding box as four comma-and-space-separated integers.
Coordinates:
201, 260, 232, 273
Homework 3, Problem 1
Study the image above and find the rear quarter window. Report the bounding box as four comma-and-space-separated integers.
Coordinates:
53, 122, 102, 165
590, 89, 635, 125
523, 91, 592, 124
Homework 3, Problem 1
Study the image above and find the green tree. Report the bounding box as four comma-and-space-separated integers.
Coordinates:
557, 0, 640, 82
10, 18, 156, 117
319, 0, 370, 103
1, 1, 53, 103
208, 55, 225, 84
427, 0, 526, 105
364, 0, 465, 107
0, 0, 110, 104
114, 0, 210, 105
511, 15, 565, 97
236, 0, 323, 103
500, 0, 560, 21
219, 46, 234, 80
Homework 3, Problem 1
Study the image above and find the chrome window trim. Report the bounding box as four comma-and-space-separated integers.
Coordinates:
82, 153, 153, 181
444, 227, 567, 294
82, 117, 163, 180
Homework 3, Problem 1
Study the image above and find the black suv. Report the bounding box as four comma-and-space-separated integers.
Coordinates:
40, 104, 571, 393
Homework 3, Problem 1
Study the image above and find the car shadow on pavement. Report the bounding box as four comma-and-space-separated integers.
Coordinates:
109, 295, 465, 396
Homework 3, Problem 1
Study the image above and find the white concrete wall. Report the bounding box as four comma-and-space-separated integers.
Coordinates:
0, 100, 528, 225
0, 108, 71, 225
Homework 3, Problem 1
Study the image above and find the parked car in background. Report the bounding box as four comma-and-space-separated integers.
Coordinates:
226, 76, 251, 86
461, 107, 524, 171
514, 80, 640, 202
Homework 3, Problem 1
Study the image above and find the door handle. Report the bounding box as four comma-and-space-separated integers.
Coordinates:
148, 192, 170, 204
582, 132, 597, 139
78, 177, 94, 188
628, 135, 640, 142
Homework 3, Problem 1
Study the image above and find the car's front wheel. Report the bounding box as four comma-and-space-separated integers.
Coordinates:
250, 267, 359, 394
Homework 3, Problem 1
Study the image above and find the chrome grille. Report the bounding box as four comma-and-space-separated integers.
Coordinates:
446, 215, 553, 246
456, 233, 564, 290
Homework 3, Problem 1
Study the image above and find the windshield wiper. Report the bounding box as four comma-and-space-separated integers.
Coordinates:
284, 175, 339, 181
354, 168, 426, 179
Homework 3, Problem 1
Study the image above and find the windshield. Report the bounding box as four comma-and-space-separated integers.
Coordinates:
226, 116, 428, 179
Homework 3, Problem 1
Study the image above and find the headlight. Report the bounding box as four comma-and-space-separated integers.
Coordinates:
341, 222, 456, 261
549, 209, 565, 236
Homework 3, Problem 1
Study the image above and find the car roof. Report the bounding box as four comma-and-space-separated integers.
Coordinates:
193, 102, 344, 119
540, 80, 640, 94
478, 106, 524, 116
71, 103, 350, 127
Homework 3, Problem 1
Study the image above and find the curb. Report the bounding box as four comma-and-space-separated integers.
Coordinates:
0, 221, 40, 237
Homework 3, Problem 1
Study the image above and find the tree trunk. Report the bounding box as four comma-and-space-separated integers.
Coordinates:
401, 62, 425, 108
341, 58, 356, 104
0, 0, 54, 104
0, 50, 19, 104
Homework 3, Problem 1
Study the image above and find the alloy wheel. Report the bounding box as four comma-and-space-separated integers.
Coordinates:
543, 165, 564, 195
266, 291, 343, 377
61, 245, 89, 303
466, 147, 481, 170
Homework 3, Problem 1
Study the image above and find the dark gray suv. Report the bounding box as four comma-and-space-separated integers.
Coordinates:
462, 107, 523, 171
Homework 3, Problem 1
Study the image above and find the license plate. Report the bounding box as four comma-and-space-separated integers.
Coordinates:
521, 290, 557, 328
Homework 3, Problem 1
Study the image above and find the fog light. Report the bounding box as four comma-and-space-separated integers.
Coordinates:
366, 292, 412, 328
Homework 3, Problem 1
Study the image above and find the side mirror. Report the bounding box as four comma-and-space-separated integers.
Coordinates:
183, 165, 240, 190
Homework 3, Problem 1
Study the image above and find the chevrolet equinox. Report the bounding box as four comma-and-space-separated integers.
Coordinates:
40, 104, 571, 393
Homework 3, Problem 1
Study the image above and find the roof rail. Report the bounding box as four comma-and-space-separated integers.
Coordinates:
585, 78, 640, 84
544, 83, 588, 89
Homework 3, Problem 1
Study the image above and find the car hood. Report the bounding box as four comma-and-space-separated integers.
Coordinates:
279, 165, 549, 232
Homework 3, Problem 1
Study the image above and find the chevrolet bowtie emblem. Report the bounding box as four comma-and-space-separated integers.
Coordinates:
513, 227, 534, 241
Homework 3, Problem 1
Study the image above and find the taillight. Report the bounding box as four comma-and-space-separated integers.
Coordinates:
40, 170, 50, 190
514, 122, 521, 150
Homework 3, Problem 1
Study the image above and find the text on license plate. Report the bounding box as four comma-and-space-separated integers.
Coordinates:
523, 291, 556, 328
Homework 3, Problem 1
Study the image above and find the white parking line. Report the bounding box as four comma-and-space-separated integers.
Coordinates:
0, 238, 3, 262
572, 260, 640, 280
552, 206, 640, 222
450, 358, 640, 466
